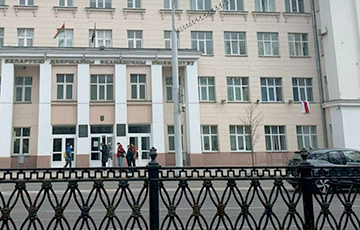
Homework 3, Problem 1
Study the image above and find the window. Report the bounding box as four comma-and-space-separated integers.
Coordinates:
19, 0, 34, 6
58, 29, 73, 47
130, 74, 146, 100
198, 77, 215, 101
230, 126, 251, 151
164, 31, 179, 49
292, 78, 313, 102
265, 126, 286, 151
57, 74, 74, 100
191, 31, 213, 55
127, 0, 141, 8
0, 28, 3, 47
18, 29, 34, 47
15, 77, 32, 102
89, 30, 112, 47
296, 126, 318, 149
285, 0, 304, 13
128, 30, 142, 48
164, 0, 178, 9
166, 77, 173, 101
201, 126, 218, 152
343, 150, 360, 163
224, 32, 246, 55
59, 0, 73, 6
90, 75, 114, 101
0, 0, 5, 5
255, 0, 275, 12
90, 0, 111, 8
91, 125, 113, 134
128, 125, 151, 133
13, 128, 30, 155
168, 125, 184, 151
223, 0, 243, 11
190, 0, 211, 10
288, 33, 309, 56
257, 32, 279, 56
52, 126, 76, 135
227, 77, 249, 102
261, 78, 282, 102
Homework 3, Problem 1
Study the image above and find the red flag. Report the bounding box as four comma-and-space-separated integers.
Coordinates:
54, 23, 65, 39
301, 101, 310, 114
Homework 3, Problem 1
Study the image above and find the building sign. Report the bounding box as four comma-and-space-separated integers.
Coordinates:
50, 60, 95, 65
151, 61, 195, 66
100, 60, 147, 65
5, 59, 45, 64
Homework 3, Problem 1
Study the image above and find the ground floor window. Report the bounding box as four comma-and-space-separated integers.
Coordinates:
265, 126, 286, 151
296, 126, 318, 149
168, 125, 184, 152
201, 125, 218, 152
230, 125, 251, 151
13, 127, 30, 155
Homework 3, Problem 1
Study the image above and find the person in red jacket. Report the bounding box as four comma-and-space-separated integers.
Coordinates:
116, 142, 125, 167
131, 143, 138, 166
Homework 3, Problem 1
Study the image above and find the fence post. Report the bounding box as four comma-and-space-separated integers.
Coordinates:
147, 147, 160, 230
298, 148, 315, 230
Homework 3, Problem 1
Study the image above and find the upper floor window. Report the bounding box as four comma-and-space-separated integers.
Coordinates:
128, 30, 142, 48
297, 126, 318, 149
18, 28, 34, 47
0, 28, 3, 47
190, 0, 211, 10
59, 0, 73, 6
198, 77, 215, 102
165, 77, 173, 101
292, 78, 313, 102
265, 126, 286, 151
288, 33, 309, 57
201, 125, 218, 152
223, 0, 243, 11
224, 32, 246, 55
131, 74, 146, 100
127, 0, 141, 8
164, 31, 179, 49
191, 31, 213, 55
0, 0, 5, 5
257, 32, 279, 56
90, 0, 111, 8
57, 74, 74, 100
58, 29, 73, 47
261, 78, 282, 102
13, 128, 30, 155
19, 0, 34, 6
285, 0, 304, 13
164, 0, 178, 9
89, 30, 112, 48
90, 75, 113, 101
15, 77, 32, 102
255, 0, 275, 12
227, 77, 249, 102
230, 125, 251, 151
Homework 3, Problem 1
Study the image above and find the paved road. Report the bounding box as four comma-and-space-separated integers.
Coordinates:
1, 180, 359, 229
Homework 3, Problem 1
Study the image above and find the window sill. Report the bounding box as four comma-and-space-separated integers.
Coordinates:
231, 151, 252, 153
202, 151, 220, 154
159, 9, 183, 20
258, 55, 281, 58
261, 101, 285, 104
251, 11, 281, 22
127, 100, 152, 105
186, 9, 215, 21
53, 6, 77, 17
14, 101, 32, 104
292, 101, 316, 104
0, 5, 9, 16
123, 8, 146, 19
199, 101, 217, 103
219, 10, 248, 21
11, 154, 30, 157
201, 54, 214, 57
266, 151, 289, 153
282, 12, 311, 23
289, 55, 311, 58
52, 101, 78, 105
85, 7, 115, 18
225, 54, 248, 57
90, 101, 115, 105
14, 5, 38, 17
227, 101, 251, 104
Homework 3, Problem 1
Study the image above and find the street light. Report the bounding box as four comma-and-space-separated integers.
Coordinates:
171, 0, 183, 167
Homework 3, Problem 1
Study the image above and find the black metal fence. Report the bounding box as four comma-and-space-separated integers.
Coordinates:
0, 148, 360, 230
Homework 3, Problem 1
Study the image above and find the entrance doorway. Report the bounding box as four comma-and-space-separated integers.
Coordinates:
90, 135, 114, 167
51, 136, 75, 168
128, 135, 151, 166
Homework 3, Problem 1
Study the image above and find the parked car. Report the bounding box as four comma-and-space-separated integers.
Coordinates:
287, 148, 360, 193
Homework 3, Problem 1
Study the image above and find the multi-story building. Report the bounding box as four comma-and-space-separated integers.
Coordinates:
0, 0, 324, 168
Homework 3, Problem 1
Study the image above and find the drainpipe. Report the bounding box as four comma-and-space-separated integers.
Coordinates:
310, 0, 329, 148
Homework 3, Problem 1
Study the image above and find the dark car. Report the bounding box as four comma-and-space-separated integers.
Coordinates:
287, 148, 360, 193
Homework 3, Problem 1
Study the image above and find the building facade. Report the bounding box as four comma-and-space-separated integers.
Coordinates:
0, 0, 324, 168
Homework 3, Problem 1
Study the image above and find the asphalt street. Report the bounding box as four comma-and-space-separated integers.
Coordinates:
0, 180, 359, 230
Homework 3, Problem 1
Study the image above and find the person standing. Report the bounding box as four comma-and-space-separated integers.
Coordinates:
126, 145, 135, 167
131, 143, 138, 166
116, 142, 125, 167
101, 143, 109, 167
64, 144, 72, 168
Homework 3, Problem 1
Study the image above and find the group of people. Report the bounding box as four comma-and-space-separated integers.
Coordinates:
63, 142, 137, 168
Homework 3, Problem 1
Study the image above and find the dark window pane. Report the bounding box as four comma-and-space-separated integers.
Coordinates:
128, 125, 151, 133
52, 126, 76, 135
90, 125, 113, 134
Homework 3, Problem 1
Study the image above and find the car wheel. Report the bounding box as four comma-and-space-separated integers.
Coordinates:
314, 179, 332, 194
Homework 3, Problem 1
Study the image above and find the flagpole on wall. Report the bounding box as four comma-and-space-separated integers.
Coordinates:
171, 0, 183, 167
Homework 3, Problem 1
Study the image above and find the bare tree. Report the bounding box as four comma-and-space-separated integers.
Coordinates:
240, 104, 264, 166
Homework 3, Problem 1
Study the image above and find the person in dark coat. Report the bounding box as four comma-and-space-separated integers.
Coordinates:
101, 143, 109, 167
126, 145, 135, 167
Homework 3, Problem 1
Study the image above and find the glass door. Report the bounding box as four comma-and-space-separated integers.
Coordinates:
90, 137, 102, 167
51, 137, 75, 168
129, 135, 151, 166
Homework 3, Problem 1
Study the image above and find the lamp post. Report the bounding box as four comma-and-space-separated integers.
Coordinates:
171, 0, 183, 167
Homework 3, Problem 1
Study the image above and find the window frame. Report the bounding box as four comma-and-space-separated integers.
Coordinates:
285, 0, 304, 13
265, 126, 287, 151
15, 76, 32, 102
130, 74, 146, 100
191, 31, 213, 55
190, 0, 211, 10
198, 77, 215, 102
164, 0, 178, 9
296, 126, 318, 150
59, 0, 73, 7
257, 32, 279, 56
127, 0, 141, 8
12, 127, 31, 155
127, 30, 143, 48
56, 74, 74, 101
292, 78, 313, 102
90, 0, 111, 8
90, 75, 114, 101
224, 31, 247, 56
223, 0, 243, 11
17, 28, 34, 47
164, 31, 179, 49
288, 33, 309, 57
227, 77, 249, 102
201, 125, 218, 152
58, 29, 73, 47
0, 0, 5, 5
261, 78, 283, 102
167, 125, 184, 152
19, 0, 34, 6
0, 28, 4, 47
255, 0, 275, 12
230, 125, 251, 152
89, 30, 112, 48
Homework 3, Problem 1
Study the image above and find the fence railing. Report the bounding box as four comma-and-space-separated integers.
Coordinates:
0, 148, 360, 230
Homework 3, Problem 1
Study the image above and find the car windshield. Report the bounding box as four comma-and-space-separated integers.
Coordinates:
343, 151, 360, 162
